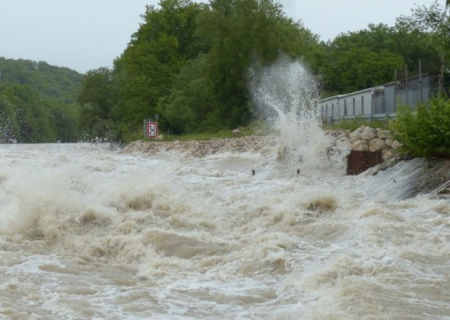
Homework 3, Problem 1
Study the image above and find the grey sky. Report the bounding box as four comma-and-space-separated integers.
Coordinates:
0, 0, 442, 73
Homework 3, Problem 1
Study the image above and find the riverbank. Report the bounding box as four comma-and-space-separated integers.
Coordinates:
121, 135, 277, 157
121, 126, 403, 160
121, 126, 450, 200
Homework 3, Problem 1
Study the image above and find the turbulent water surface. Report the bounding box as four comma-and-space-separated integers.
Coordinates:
0, 141, 449, 320
2, 59, 450, 319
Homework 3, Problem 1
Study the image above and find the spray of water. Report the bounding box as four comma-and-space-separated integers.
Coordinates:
0, 111, 18, 144
250, 56, 341, 172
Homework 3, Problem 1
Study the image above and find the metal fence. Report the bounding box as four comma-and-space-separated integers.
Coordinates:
321, 73, 444, 124
320, 56, 449, 124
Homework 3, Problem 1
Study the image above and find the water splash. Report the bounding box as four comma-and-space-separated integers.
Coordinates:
250, 56, 343, 173
0, 111, 18, 144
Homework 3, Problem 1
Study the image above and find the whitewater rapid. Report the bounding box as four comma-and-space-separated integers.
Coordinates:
0, 142, 449, 319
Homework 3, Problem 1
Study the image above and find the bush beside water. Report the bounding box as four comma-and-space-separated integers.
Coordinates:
392, 98, 450, 158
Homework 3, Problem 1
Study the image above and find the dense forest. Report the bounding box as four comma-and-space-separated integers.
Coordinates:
1, 0, 449, 143
0, 58, 83, 142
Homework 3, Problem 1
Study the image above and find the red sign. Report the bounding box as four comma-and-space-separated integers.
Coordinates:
147, 122, 158, 138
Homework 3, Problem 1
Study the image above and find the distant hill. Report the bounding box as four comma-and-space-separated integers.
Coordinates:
0, 58, 84, 143
0, 57, 83, 104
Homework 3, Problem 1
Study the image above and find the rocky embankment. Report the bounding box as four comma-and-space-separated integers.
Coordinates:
122, 126, 403, 161
121, 127, 450, 199
121, 135, 279, 157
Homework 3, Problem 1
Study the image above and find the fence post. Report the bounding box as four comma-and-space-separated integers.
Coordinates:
405, 65, 409, 106
440, 54, 444, 97
419, 60, 423, 104
394, 70, 398, 112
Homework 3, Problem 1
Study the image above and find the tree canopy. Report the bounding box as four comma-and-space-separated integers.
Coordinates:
76, 0, 448, 142
78, 0, 327, 140
2, 0, 449, 143
0, 57, 83, 103
0, 58, 83, 142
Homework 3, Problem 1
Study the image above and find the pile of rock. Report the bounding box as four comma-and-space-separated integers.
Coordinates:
122, 126, 402, 162
327, 126, 402, 161
121, 135, 278, 157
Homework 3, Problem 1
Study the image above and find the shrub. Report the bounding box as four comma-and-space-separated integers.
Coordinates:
392, 98, 450, 158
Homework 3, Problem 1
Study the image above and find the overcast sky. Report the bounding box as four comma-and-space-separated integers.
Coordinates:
0, 0, 442, 73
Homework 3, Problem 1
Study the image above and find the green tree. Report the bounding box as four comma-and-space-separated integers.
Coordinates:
78, 67, 113, 120
0, 88, 20, 142
331, 48, 404, 92
196, 0, 323, 129
0, 82, 56, 143
112, 0, 206, 139
0, 58, 83, 103
157, 54, 219, 134
323, 22, 440, 94
0, 57, 82, 142
395, 1, 450, 65
47, 100, 80, 142
80, 0, 326, 138
77, 67, 115, 139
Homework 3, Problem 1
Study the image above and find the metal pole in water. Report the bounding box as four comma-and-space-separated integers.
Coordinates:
252, 169, 255, 176
297, 169, 300, 175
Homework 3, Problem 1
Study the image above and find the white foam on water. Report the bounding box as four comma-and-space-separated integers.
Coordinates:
0, 143, 449, 319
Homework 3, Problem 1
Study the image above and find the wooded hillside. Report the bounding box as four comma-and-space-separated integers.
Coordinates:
0, 58, 82, 142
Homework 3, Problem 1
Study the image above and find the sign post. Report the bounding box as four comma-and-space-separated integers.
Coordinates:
146, 121, 158, 139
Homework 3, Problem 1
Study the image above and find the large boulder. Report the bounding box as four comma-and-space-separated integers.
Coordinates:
369, 138, 386, 152
391, 140, 402, 149
385, 138, 393, 147
349, 127, 363, 141
377, 129, 390, 139
353, 139, 369, 151
382, 149, 394, 161
360, 127, 376, 140
337, 137, 352, 149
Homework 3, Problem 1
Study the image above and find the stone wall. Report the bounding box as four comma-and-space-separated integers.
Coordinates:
326, 126, 401, 161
